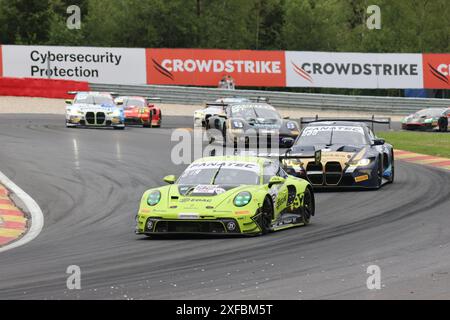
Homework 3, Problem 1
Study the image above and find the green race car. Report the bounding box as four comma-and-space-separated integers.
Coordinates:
135, 155, 315, 236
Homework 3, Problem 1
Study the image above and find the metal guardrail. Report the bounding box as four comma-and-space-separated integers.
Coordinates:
91, 83, 450, 115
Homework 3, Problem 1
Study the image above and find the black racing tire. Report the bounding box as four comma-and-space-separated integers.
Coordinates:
388, 150, 395, 184
113, 126, 125, 130
301, 188, 314, 225
222, 125, 227, 147
438, 117, 448, 132
258, 197, 273, 235
375, 156, 383, 189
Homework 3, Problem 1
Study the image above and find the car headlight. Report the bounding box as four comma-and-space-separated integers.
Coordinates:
147, 191, 161, 206
424, 118, 435, 123
349, 158, 371, 166
232, 121, 244, 129
287, 121, 297, 130
234, 192, 252, 207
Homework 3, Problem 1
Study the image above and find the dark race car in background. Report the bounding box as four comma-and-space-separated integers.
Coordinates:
402, 108, 450, 132
115, 96, 162, 128
207, 102, 300, 148
281, 119, 394, 189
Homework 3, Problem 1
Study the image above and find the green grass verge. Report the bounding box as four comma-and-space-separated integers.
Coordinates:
378, 131, 450, 158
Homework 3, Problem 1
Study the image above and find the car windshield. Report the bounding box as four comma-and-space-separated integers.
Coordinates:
75, 93, 114, 105
231, 104, 280, 120
178, 162, 260, 186
124, 98, 145, 108
414, 109, 444, 117
297, 125, 368, 146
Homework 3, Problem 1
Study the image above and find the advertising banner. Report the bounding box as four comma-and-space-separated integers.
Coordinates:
146, 48, 286, 87
423, 54, 450, 89
0, 45, 3, 77
286, 51, 423, 89
1, 45, 147, 84
0, 45, 448, 90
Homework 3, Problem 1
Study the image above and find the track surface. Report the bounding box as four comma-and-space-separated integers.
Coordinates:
0, 114, 449, 300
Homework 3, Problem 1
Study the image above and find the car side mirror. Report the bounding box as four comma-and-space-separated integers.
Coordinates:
163, 175, 176, 184
268, 176, 285, 188
373, 139, 385, 146
65, 99, 73, 105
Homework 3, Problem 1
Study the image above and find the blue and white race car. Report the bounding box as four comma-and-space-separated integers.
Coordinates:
65, 92, 125, 130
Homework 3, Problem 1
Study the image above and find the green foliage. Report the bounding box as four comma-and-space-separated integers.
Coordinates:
0, 0, 447, 95
0, 0, 447, 52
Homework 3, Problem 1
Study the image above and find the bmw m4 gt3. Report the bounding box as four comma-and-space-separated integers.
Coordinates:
65, 92, 125, 129
282, 120, 394, 189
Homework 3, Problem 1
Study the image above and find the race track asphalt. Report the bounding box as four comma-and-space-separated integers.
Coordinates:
0, 114, 449, 300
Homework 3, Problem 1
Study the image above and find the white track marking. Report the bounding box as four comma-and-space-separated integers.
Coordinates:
0, 171, 44, 253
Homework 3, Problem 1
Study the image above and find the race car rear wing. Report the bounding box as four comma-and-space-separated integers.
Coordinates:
250, 97, 269, 103
145, 97, 162, 103
67, 91, 119, 98
299, 115, 391, 131
234, 149, 322, 165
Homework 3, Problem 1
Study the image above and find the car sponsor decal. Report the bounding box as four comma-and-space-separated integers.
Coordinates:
178, 213, 200, 220
354, 175, 369, 182
187, 161, 260, 173
302, 126, 365, 136
192, 185, 226, 195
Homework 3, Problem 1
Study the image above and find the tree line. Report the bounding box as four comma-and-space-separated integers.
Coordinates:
0, 0, 448, 95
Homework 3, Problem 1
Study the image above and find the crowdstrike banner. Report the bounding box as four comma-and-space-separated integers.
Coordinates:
286, 51, 424, 89
1, 45, 147, 84
0, 45, 447, 89
146, 48, 286, 87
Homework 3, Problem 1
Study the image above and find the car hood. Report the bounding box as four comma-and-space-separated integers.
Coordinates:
247, 118, 282, 129
289, 144, 369, 165
165, 184, 250, 210
72, 103, 120, 112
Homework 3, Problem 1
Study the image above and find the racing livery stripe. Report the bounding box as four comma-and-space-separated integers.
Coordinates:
0, 236, 15, 246
0, 183, 28, 247
394, 150, 450, 171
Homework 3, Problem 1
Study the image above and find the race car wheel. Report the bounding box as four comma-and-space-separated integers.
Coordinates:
438, 117, 448, 132
376, 156, 383, 188
388, 151, 395, 184
222, 126, 227, 147
258, 196, 273, 235
154, 112, 162, 128
301, 188, 314, 225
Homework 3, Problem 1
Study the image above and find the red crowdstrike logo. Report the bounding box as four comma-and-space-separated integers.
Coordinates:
423, 54, 450, 89
0, 45, 3, 77
291, 61, 313, 83
146, 49, 286, 87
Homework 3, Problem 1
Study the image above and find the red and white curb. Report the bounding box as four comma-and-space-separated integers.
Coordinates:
0, 171, 44, 253
395, 150, 450, 171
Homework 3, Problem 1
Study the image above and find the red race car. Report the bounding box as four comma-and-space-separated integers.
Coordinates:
116, 96, 162, 128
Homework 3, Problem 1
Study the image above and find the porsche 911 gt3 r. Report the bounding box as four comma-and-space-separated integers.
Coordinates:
193, 97, 250, 127
207, 102, 300, 148
135, 155, 316, 236
65, 92, 125, 129
282, 120, 394, 189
